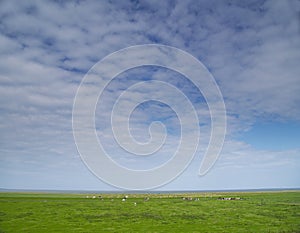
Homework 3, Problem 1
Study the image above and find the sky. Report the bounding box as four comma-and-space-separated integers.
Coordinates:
0, 0, 299, 191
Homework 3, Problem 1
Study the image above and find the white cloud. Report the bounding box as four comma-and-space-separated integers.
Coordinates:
0, 0, 299, 190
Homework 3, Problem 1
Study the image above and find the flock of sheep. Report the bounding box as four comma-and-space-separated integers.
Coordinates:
84, 195, 242, 203
84, 195, 150, 206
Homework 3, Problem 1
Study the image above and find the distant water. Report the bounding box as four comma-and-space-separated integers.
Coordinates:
0, 188, 299, 194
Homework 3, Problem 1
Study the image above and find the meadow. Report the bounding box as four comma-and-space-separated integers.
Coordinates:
0, 191, 299, 232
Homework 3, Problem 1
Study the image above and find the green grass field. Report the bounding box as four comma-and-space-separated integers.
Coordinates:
0, 191, 299, 232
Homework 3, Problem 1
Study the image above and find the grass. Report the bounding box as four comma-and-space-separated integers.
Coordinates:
0, 191, 299, 232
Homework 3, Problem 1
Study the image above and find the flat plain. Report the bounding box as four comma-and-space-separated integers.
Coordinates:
0, 191, 299, 232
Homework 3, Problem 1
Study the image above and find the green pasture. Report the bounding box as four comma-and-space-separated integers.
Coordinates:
0, 191, 299, 232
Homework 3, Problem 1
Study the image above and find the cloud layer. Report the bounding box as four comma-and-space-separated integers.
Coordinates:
0, 0, 299, 190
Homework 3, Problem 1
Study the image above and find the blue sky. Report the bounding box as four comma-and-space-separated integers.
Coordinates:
0, 0, 299, 191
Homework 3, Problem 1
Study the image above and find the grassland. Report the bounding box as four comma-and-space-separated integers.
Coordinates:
0, 191, 299, 232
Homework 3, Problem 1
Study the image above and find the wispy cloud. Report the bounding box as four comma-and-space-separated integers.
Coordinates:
0, 0, 299, 190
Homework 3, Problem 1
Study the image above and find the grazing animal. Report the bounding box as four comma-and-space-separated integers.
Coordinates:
218, 197, 241, 200
122, 198, 126, 202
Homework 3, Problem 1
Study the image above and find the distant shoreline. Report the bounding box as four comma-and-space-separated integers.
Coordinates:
0, 187, 299, 194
